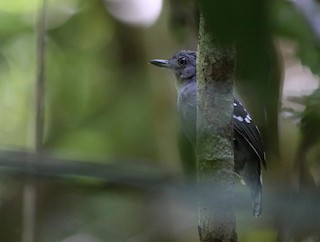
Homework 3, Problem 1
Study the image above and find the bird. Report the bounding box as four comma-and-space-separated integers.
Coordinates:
150, 50, 266, 217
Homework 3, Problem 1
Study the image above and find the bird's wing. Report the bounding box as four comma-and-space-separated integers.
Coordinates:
233, 99, 266, 169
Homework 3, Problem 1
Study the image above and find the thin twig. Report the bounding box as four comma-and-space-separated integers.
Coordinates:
34, 0, 47, 151
22, 0, 47, 241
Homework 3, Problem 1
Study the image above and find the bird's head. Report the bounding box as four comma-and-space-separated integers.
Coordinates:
150, 50, 197, 87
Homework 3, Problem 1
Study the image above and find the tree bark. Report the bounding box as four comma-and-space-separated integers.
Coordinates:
196, 14, 237, 242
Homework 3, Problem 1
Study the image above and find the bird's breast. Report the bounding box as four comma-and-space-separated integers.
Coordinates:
177, 82, 197, 143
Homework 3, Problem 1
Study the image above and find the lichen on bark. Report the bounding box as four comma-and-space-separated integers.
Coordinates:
196, 14, 237, 242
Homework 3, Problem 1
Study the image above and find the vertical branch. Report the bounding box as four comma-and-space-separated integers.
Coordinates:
21, 184, 37, 242
35, 0, 47, 151
22, 0, 47, 241
196, 14, 237, 242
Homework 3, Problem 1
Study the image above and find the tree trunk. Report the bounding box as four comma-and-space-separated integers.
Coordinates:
196, 14, 237, 242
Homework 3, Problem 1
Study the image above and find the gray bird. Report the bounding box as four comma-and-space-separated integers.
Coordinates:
150, 50, 266, 217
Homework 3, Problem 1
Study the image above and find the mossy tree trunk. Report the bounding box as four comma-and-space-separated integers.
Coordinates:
196, 14, 237, 242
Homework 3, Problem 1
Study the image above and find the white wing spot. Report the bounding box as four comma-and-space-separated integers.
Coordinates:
233, 102, 237, 106
233, 115, 244, 122
244, 114, 252, 123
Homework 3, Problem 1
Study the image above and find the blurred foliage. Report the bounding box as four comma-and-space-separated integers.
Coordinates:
168, 0, 198, 44
273, 0, 320, 77
0, 0, 320, 241
300, 88, 320, 148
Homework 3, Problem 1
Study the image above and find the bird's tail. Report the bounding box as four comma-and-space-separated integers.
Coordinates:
249, 179, 263, 218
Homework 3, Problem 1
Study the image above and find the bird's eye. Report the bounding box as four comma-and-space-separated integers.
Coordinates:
177, 57, 188, 66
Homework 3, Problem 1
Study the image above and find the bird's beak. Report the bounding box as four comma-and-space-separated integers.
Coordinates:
149, 59, 170, 68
